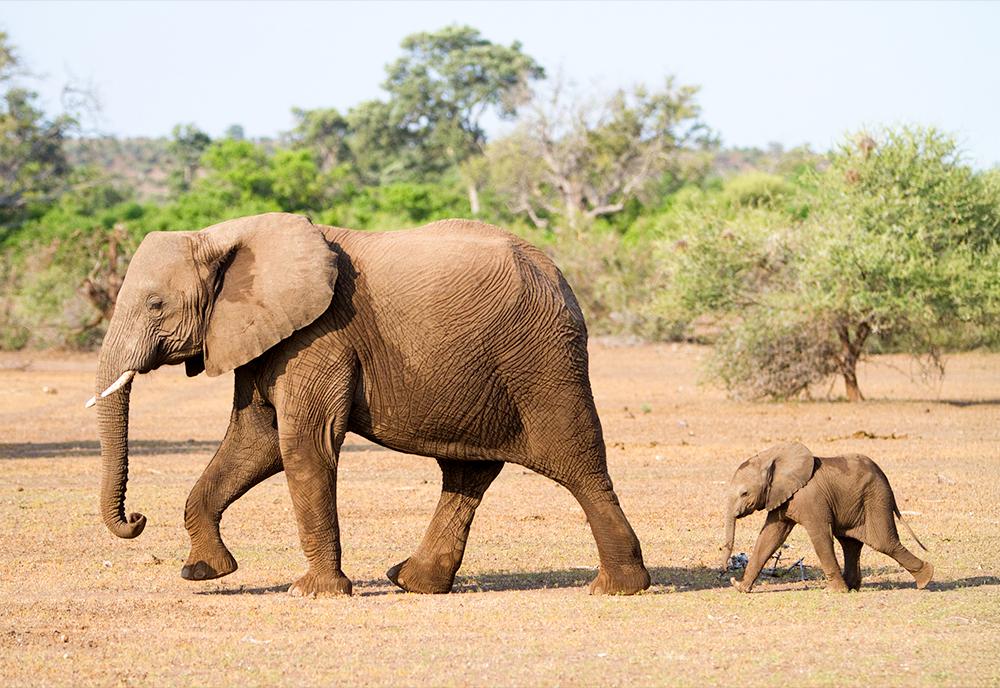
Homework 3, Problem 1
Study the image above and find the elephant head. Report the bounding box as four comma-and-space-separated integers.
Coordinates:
719, 442, 815, 569
89, 213, 338, 539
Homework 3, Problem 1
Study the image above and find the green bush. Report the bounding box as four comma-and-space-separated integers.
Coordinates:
722, 172, 791, 209
656, 127, 1000, 400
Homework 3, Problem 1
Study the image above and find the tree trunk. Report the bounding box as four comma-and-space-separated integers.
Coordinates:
80, 225, 127, 324
467, 182, 480, 216
843, 364, 864, 402
836, 321, 871, 402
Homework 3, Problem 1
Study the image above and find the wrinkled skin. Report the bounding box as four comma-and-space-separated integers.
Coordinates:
720, 442, 933, 593
93, 213, 650, 597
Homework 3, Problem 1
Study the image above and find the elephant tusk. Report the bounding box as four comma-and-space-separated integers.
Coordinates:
84, 370, 137, 408
101, 370, 137, 397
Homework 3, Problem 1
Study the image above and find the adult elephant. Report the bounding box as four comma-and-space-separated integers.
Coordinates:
89, 213, 650, 597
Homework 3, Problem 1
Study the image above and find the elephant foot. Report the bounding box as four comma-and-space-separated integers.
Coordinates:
913, 561, 934, 590
843, 573, 862, 591
386, 558, 454, 594
730, 576, 752, 593
181, 546, 237, 581
588, 564, 651, 595
824, 579, 850, 593
288, 571, 353, 598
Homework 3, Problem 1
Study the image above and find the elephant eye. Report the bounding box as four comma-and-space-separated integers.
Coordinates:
146, 296, 164, 313
740, 490, 749, 497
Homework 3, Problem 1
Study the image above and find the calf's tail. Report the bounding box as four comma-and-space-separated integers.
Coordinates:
894, 506, 929, 552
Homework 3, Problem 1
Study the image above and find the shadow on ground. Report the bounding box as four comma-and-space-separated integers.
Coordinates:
0, 440, 381, 460
729, 565, 1000, 594
197, 583, 291, 596
196, 569, 1000, 598
0, 440, 218, 459
197, 567, 734, 597
938, 398, 1000, 407
451, 566, 736, 593
864, 575, 1000, 592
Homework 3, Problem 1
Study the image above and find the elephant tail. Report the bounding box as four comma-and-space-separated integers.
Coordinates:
894, 506, 929, 552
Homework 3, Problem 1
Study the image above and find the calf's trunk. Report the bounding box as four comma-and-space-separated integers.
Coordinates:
720, 505, 737, 570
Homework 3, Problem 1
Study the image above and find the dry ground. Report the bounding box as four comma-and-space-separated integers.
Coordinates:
1, 344, 998, 686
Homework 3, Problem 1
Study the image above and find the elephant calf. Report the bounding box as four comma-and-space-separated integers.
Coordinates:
720, 442, 933, 593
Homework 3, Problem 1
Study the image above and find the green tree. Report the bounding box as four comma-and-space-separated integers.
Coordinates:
487, 78, 711, 231
382, 25, 544, 211
161, 139, 335, 228
292, 27, 544, 201
0, 32, 74, 235
341, 99, 413, 185
167, 123, 211, 194
804, 128, 1000, 399
658, 128, 1000, 401
288, 107, 351, 172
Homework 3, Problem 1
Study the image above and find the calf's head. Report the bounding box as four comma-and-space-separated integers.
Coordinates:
719, 442, 815, 569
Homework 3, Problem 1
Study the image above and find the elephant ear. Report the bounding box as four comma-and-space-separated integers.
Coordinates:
754, 442, 816, 510
198, 213, 338, 377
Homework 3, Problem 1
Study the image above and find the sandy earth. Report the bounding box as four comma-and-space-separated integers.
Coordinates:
1, 344, 998, 686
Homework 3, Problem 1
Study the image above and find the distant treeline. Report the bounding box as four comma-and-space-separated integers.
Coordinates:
2, 27, 997, 400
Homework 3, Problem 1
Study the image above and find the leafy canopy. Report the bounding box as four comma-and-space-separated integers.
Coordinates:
293, 26, 545, 186
657, 127, 1000, 400
384, 25, 545, 162
0, 31, 74, 235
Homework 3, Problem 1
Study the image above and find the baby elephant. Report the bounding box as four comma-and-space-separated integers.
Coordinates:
720, 442, 933, 593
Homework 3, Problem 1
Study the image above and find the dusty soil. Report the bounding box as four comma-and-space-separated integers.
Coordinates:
1, 344, 998, 686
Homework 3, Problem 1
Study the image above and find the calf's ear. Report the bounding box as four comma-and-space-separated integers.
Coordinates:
751, 442, 816, 510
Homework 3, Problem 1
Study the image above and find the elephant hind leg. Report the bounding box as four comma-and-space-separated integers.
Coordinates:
865, 512, 933, 589
525, 440, 649, 594
869, 538, 933, 589
837, 536, 864, 591
540, 460, 649, 596
571, 482, 650, 595
388, 459, 504, 594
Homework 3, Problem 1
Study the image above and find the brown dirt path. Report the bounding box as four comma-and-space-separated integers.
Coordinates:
1, 345, 998, 686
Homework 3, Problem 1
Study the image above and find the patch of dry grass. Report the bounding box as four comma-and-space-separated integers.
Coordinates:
1, 345, 998, 686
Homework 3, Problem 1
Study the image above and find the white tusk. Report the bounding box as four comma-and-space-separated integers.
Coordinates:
85, 370, 136, 409
100, 370, 137, 398
82, 370, 139, 411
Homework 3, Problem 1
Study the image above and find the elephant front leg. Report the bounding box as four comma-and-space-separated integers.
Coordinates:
387, 459, 504, 594
183, 397, 282, 581
804, 522, 849, 592
732, 511, 794, 593
281, 430, 352, 597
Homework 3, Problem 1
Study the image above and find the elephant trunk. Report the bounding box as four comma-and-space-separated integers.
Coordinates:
95, 332, 146, 539
719, 499, 737, 570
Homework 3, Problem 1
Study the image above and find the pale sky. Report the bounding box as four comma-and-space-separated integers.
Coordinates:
5, 0, 999, 167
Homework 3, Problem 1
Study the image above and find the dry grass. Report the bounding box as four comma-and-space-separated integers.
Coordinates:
1, 344, 998, 686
